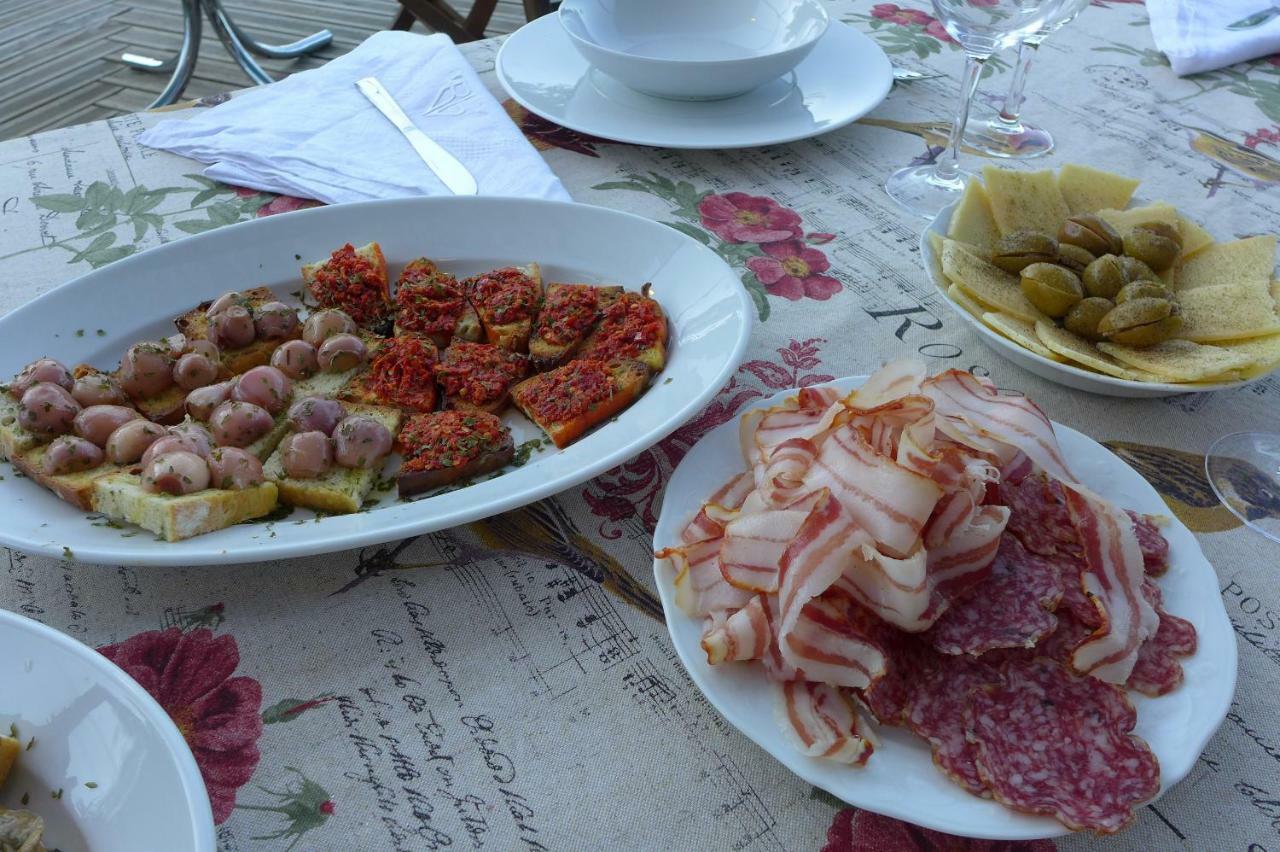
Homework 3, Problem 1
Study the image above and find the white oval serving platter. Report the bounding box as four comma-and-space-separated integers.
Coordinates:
0, 196, 752, 566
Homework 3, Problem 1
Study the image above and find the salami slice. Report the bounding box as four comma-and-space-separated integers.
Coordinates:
1126, 579, 1197, 697
926, 535, 1064, 656
906, 655, 1003, 795
1051, 553, 1104, 629
858, 630, 934, 726
1129, 511, 1170, 576
967, 658, 1159, 833
999, 475, 1079, 559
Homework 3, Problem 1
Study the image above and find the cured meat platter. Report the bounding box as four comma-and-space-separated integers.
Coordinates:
653, 366, 1235, 839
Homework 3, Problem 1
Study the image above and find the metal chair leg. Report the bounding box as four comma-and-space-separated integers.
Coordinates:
206, 0, 332, 59
142, 0, 202, 107
203, 0, 274, 85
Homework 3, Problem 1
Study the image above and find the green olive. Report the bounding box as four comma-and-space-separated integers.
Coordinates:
1058, 213, 1123, 256
1116, 255, 1158, 283
1056, 243, 1096, 274
1063, 297, 1115, 341
1115, 280, 1173, 304
1082, 254, 1128, 300
1099, 297, 1181, 347
1020, 262, 1084, 318
992, 230, 1058, 274
1123, 222, 1182, 273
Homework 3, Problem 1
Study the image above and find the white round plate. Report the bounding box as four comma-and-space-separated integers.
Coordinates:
496, 16, 893, 149
652, 376, 1236, 840
0, 196, 751, 566
0, 609, 214, 852
922, 204, 1253, 398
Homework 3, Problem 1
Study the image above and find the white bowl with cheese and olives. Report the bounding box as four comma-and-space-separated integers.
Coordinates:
921, 163, 1280, 398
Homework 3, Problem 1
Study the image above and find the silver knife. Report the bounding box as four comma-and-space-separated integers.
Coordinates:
355, 76, 478, 196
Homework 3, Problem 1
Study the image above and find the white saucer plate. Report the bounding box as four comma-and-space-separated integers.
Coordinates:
496, 16, 893, 149
652, 377, 1236, 840
922, 203, 1255, 398
0, 609, 215, 852
0, 196, 751, 566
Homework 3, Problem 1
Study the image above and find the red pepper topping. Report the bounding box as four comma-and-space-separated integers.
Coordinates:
535, 286, 600, 346
435, 341, 528, 406
367, 336, 438, 411
584, 294, 663, 361
309, 244, 390, 326
399, 410, 507, 472
395, 266, 466, 337
516, 359, 614, 423
465, 267, 540, 326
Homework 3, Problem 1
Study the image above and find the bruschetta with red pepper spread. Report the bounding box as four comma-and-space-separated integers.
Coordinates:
396, 409, 514, 496
574, 290, 668, 373
528, 283, 623, 369
435, 340, 529, 415
393, 258, 482, 347
339, 335, 439, 413
510, 358, 649, 449
463, 264, 543, 352
302, 242, 392, 329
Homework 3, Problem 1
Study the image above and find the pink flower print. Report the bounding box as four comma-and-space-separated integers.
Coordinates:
746, 239, 842, 301
697, 192, 803, 244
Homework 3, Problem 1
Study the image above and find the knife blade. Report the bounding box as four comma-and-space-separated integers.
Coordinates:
355, 76, 478, 196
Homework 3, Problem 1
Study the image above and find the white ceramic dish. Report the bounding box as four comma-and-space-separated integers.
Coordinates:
558, 0, 828, 101
922, 203, 1250, 398
497, 16, 892, 149
0, 196, 751, 566
0, 609, 215, 852
652, 376, 1236, 840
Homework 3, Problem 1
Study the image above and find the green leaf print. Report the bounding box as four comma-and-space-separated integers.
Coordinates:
663, 220, 710, 245
32, 194, 86, 213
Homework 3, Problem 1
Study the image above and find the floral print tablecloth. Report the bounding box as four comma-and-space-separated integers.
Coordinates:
3, 2, 1280, 850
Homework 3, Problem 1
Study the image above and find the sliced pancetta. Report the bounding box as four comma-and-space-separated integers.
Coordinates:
1062, 486, 1158, 683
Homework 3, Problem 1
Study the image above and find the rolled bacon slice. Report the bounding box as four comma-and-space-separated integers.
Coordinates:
663, 538, 754, 618
779, 594, 886, 689
775, 681, 876, 766
802, 423, 942, 557
922, 370, 1076, 485
1062, 486, 1158, 683
702, 596, 770, 664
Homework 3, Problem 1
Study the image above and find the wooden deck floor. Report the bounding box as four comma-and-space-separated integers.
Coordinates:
0, 0, 527, 141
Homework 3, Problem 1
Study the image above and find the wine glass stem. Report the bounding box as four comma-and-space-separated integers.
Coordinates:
936, 53, 987, 182
995, 40, 1039, 129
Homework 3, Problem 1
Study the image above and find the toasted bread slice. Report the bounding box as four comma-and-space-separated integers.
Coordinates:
528, 283, 624, 369
0, 732, 18, 786
0, 390, 40, 461
396, 410, 514, 497
575, 291, 668, 373
11, 443, 125, 510
511, 359, 649, 449
92, 473, 278, 541
302, 242, 392, 329
263, 403, 402, 513
436, 341, 529, 415
174, 286, 293, 375
464, 263, 543, 352
339, 336, 439, 414
392, 259, 483, 347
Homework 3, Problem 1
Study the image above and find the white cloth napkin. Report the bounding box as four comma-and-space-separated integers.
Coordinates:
1148, 0, 1280, 76
140, 31, 570, 203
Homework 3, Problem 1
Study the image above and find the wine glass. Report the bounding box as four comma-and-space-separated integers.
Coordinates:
884, 0, 1063, 218
1205, 432, 1280, 543
964, 0, 1092, 158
